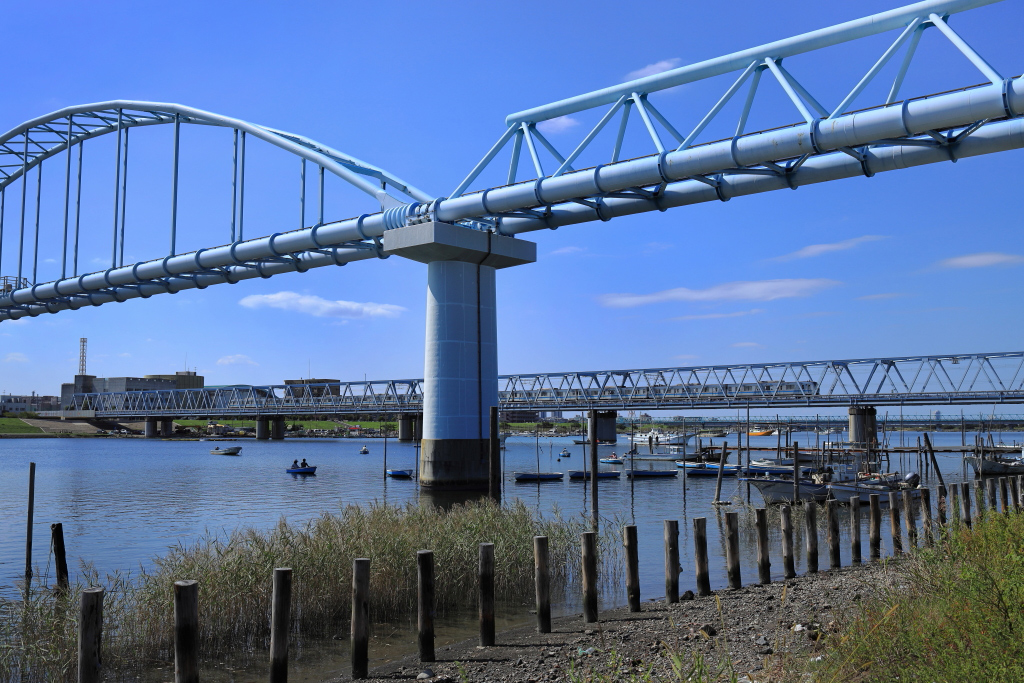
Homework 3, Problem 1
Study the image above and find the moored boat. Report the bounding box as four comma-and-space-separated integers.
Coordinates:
359, 446, 369, 454
965, 455, 1024, 476
678, 461, 742, 476
286, 466, 317, 474
386, 469, 413, 478
514, 472, 564, 482
211, 446, 242, 455
559, 448, 571, 457
626, 470, 678, 478
599, 457, 624, 465
568, 470, 621, 480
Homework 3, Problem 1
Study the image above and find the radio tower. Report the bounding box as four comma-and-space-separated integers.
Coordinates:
79, 338, 87, 376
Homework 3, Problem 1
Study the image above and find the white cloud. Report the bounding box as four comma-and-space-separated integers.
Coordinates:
4, 352, 28, 363
239, 291, 405, 319
857, 292, 903, 301
674, 309, 763, 321
626, 58, 682, 81
217, 354, 257, 366
772, 235, 886, 261
936, 252, 1024, 269
549, 246, 585, 256
599, 278, 838, 308
732, 342, 760, 348
44, 258, 56, 264
536, 116, 580, 135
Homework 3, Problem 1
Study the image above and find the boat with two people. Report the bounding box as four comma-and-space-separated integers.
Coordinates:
210, 446, 242, 456
287, 458, 317, 475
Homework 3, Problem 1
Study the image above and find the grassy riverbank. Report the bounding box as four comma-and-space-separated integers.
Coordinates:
0, 500, 609, 682
0, 418, 42, 434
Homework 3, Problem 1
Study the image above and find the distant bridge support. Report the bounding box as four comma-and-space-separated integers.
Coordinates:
271, 417, 285, 441
145, 418, 158, 439
384, 222, 535, 490
848, 406, 878, 445
398, 414, 415, 441
160, 419, 174, 437
588, 410, 618, 444
256, 419, 270, 441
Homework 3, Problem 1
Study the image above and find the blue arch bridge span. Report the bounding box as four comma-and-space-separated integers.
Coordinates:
5, 0, 1024, 487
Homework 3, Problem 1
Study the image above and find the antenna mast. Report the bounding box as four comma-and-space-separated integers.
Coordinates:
79, 338, 87, 375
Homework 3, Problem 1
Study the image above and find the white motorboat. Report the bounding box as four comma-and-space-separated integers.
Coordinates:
965, 455, 1024, 476
211, 446, 242, 456
630, 428, 689, 446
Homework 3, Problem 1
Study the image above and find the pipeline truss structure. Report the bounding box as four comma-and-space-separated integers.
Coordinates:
62, 352, 1024, 418
0, 0, 1022, 322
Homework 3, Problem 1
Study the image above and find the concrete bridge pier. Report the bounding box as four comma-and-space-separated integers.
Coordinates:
271, 417, 285, 440
160, 419, 174, 437
848, 406, 877, 445
384, 222, 535, 490
256, 419, 270, 440
398, 414, 414, 441
588, 410, 618, 444
144, 417, 158, 438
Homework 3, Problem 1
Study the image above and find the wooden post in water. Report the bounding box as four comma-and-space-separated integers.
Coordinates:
949, 484, 961, 529
417, 550, 435, 662
664, 520, 679, 604
792, 442, 801, 504
805, 503, 818, 573
78, 587, 104, 683
713, 443, 728, 504
987, 478, 998, 512
780, 506, 796, 579
869, 494, 881, 561
725, 512, 741, 589
173, 580, 199, 683
25, 462, 35, 591
693, 517, 711, 596
588, 411, 599, 530
624, 525, 640, 611
920, 488, 933, 546
826, 500, 841, 570
960, 482, 972, 529
1012, 476, 1021, 513
52, 522, 69, 595
937, 484, 948, 526
974, 480, 986, 523
479, 543, 495, 646
889, 492, 903, 554
582, 531, 598, 623
923, 434, 945, 488
850, 496, 862, 564
902, 490, 916, 548
755, 508, 771, 584
533, 536, 551, 633
489, 406, 501, 504
269, 568, 292, 683
351, 558, 370, 679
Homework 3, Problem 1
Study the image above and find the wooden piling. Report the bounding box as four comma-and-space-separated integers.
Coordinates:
974, 480, 986, 522
78, 587, 104, 683
664, 520, 679, 604
869, 494, 881, 561
489, 406, 501, 504
923, 433, 945, 489
937, 484, 948, 526
987, 477, 998, 512
52, 522, 69, 594
827, 500, 841, 570
351, 558, 370, 679
850, 496, 862, 564
889, 492, 903, 554
25, 462, 35, 589
1017, 475, 1024, 511
903, 490, 917, 548
1012, 476, 1021, 513
792, 442, 801, 504
173, 580, 199, 683
725, 511, 741, 589
582, 531, 598, 623
588, 411, 599, 529
920, 488, 933, 546
960, 482, 972, 529
780, 506, 795, 579
534, 536, 551, 633
755, 508, 771, 584
949, 484, 961, 528
805, 503, 818, 573
479, 543, 495, 646
269, 568, 292, 683
713, 443, 728, 504
1000, 477, 1010, 513
693, 517, 711, 596
624, 525, 640, 611
417, 550, 435, 662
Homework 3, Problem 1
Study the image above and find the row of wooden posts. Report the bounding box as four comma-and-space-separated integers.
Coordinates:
72, 475, 1022, 682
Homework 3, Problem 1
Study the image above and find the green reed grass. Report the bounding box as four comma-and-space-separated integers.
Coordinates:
1, 499, 613, 682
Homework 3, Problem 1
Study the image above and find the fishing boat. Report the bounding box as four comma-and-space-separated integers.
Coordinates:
748, 429, 775, 437
747, 458, 814, 476
827, 473, 921, 504
965, 454, 1024, 476
568, 470, 621, 480
514, 472, 564, 482
559, 448, 571, 457
742, 476, 830, 503
386, 469, 413, 479
359, 446, 369, 454
679, 462, 742, 477
626, 470, 678, 478
629, 428, 688, 446
210, 446, 242, 455
599, 455, 624, 465
286, 466, 317, 474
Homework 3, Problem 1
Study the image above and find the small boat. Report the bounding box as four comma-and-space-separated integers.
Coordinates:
599, 454, 624, 464
748, 429, 775, 437
386, 469, 413, 479
747, 458, 813, 476
966, 455, 1024, 476
742, 476, 830, 504
211, 446, 242, 455
679, 462, 742, 477
514, 472, 564, 482
568, 470, 621, 480
626, 470, 678, 478
359, 446, 369, 454
286, 466, 317, 474
559, 448, 571, 457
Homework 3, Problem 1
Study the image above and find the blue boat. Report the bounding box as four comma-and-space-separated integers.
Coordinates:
514, 472, 564, 482
678, 462, 741, 477
626, 470, 678, 478
286, 466, 316, 474
599, 457, 624, 465
386, 469, 413, 479
568, 470, 621, 480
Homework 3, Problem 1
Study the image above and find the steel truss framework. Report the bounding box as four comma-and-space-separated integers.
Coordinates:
0, 0, 1023, 322
65, 352, 1024, 418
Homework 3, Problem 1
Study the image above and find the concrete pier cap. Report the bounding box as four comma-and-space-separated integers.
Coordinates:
383, 222, 536, 490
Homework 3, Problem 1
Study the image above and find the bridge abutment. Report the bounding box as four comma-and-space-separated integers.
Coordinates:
384, 222, 535, 490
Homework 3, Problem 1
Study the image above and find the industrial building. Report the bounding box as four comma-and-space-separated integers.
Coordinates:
61, 371, 203, 408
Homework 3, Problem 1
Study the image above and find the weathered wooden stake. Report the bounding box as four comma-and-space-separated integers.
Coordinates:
622, 525, 640, 611
588, 411, 599, 529
664, 520, 679, 604
974, 480, 986, 523
850, 496, 862, 564
173, 580, 199, 683
986, 477, 998, 512
960, 481, 972, 529
693, 517, 711, 596
351, 558, 370, 679
826, 500, 841, 570
25, 462, 36, 589
780, 506, 795, 579
1017, 475, 1024, 511
889, 492, 903, 554
78, 587, 104, 683
923, 433, 945, 488
805, 503, 818, 573
534, 536, 551, 633
52, 522, 69, 594
755, 508, 771, 584
937, 484, 948, 526
792, 442, 801, 504
999, 477, 1009, 513
920, 488, 933, 546
713, 443, 728, 504
489, 406, 501, 504
479, 543, 495, 646
269, 568, 292, 683
869, 494, 881, 560
582, 531, 598, 623
1012, 476, 1021, 513
903, 490, 917, 548
725, 511, 741, 589
417, 550, 435, 662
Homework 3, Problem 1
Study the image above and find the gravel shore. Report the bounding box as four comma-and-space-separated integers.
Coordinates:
344, 560, 897, 682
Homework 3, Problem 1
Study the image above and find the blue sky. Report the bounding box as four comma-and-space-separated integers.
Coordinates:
1, 0, 1022, 416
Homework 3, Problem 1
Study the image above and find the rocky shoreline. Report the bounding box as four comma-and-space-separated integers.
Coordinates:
340, 560, 896, 682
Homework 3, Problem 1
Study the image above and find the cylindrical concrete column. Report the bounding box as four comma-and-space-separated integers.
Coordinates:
144, 418, 158, 439
420, 260, 497, 489
271, 417, 285, 440
160, 419, 174, 437
849, 406, 877, 445
256, 419, 270, 440
398, 415, 414, 442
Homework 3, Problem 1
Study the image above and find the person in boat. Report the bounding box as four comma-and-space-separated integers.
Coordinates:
300, 458, 308, 468
292, 459, 299, 469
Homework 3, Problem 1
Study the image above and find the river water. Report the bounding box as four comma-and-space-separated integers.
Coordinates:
0, 429, 1006, 678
